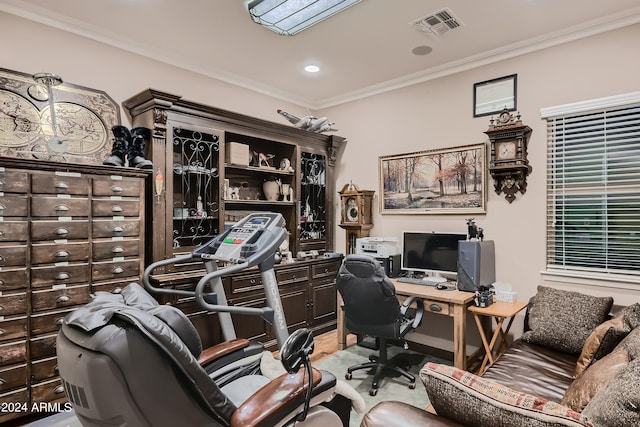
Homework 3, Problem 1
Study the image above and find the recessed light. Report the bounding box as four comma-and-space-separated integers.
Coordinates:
412, 45, 433, 56
304, 65, 320, 73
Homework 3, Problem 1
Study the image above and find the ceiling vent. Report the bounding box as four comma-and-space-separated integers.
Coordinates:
411, 8, 464, 38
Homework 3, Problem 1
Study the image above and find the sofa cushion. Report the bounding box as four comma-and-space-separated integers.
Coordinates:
574, 316, 628, 378
521, 286, 613, 355
561, 345, 629, 412
420, 362, 589, 427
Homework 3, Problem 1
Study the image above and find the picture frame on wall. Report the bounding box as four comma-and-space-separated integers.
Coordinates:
473, 74, 517, 117
379, 143, 486, 215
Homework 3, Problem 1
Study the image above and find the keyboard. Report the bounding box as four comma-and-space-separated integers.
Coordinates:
396, 277, 449, 287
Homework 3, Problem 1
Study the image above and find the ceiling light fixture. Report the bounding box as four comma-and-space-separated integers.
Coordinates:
304, 65, 320, 73
247, 0, 362, 36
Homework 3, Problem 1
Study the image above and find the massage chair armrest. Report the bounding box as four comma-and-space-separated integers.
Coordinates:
361, 401, 464, 427
198, 338, 251, 366
401, 296, 425, 329
230, 367, 324, 427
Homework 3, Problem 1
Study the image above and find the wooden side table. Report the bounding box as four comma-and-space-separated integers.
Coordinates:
468, 300, 528, 374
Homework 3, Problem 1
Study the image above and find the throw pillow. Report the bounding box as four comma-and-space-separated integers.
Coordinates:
581, 357, 640, 427
420, 362, 589, 427
521, 286, 613, 355
574, 316, 629, 378
561, 345, 630, 412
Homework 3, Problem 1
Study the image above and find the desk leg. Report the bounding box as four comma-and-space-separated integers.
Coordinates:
452, 304, 467, 370
336, 292, 347, 350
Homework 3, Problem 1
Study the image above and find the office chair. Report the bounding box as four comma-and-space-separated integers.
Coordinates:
56, 283, 349, 427
336, 254, 425, 396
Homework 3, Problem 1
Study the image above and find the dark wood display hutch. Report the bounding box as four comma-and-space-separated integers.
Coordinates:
123, 89, 346, 351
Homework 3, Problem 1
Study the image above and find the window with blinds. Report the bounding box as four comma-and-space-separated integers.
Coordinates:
542, 93, 640, 277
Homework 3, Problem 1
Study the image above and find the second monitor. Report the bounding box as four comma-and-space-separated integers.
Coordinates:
401, 231, 467, 280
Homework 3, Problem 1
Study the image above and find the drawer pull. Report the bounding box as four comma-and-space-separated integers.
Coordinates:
110, 185, 124, 194
112, 266, 125, 274
54, 364, 59, 373
56, 272, 70, 281
250, 279, 256, 285
55, 250, 70, 259
0, 231, 4, 236
111, 205, 124, 213
324, 268, 329, 273
292, 273, 296, 279
0, 305, 3, 312
112, 246, 124, 254
55, 228, 70, 237
429, 303, 443, 312
0, 204, 4, 215
112, 287, 123, 294
0, 279, 4, 286
112, 226, 124, 236
55, 317, 64, 325
0, 256, 4, 265
55, 204, 70, 212
56, 295, 71, 303
55, 182, 69, 193
54, 385, 65, 394
0, 328, 5, 336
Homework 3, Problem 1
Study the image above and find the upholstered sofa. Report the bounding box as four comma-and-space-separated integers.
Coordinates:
360, 286, 640, 427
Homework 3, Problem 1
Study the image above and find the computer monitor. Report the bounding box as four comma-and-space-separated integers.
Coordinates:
401, 231, 467, 279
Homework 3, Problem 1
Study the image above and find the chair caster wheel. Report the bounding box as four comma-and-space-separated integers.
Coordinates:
409, 382, 416, 389
369, 388, 378, 396
345, 373, 352, 380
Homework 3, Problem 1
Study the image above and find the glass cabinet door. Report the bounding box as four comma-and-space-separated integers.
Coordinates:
170, 126, 221, 252
299, 151, 326, 251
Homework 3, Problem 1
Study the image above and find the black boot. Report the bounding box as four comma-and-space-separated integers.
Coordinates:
103, 125, 129, 167
128, 127, 153, 169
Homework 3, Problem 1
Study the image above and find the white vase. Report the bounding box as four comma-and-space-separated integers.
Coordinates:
263, 179, 280, 201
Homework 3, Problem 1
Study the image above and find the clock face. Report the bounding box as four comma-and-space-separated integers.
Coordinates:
496, 141, 516, 160
346, 197, 359, 222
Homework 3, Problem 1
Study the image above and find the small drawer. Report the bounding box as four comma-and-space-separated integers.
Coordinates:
92, 239, 140, 260
0, 363, 28, 392
0, 388, 29, 423
31, 308, 75, 336
31, 242, 90, 265
30, 377, 66, 404
92, 219, 140, 238
92, 198, 141, 217
91, 279, 136, 295
31, 220, 89, 241
276, 266, 309, 285
92, 259, 141, 281
311, 261, 340, 279
0, 221, 28, 242
31, 172, 88, 195
0, 292, 27, 317
29, 333, 58, 360
423, 299, 451, 316
31, 284, 91, 313
0, 244, 27, 267
229, 274, 263, 294
0, 195, 28, 217
0, 340, 27, 367
93, 177, 143, 197
0, 169, 28, 193
0, 317, 27, 342
31, 196, 90, 218
0, 268, 27, 292
31, 263, 90, 288
31, 356, 59, 382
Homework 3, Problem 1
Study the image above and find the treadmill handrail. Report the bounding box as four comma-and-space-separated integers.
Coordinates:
142, 254, 196, 296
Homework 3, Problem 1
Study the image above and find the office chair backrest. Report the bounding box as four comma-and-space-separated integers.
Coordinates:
337, 254, 401, 330
57, 284, 235, 427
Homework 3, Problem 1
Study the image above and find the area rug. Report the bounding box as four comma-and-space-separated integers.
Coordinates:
315, 343, 452, 427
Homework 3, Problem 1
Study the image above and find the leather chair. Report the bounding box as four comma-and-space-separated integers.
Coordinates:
337, 254, 425, 396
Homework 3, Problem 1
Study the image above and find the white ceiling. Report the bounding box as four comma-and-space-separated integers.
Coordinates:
2, 0, 640, 109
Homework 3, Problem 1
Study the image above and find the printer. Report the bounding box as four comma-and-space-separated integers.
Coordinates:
355, 237, 401, 277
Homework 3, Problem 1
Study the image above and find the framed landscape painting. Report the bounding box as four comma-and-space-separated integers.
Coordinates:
379, 143, 486, 215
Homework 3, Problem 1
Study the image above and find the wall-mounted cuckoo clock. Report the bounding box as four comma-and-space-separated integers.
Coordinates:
338, 182, 374, 254
485, 109, 532, 203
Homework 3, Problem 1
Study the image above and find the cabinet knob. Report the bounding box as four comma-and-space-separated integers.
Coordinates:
112, 266, 124, 274
0, 230, 4, 236
55, 228, 70, 237
111, 205, 123, 213
55, 272, 70, 281
0, 279, 4, 286
0, 256, 4, 266
54, 250, 69, 260
56, 295, 71, 303
55, 317, 64, 326
55, 204, 70, 212
0, 305, 4, 313
54, 385, 65, 394
55, 182, 69, 193
0, 204, 4, 215
0, 328, 4, 336
112, 287, 123, 294
112, 226, 124, 236
112, 246, 124, 254
0, 179, 4, 189
110, 185, 124, 194
429, 303, 443, 312
292, 273, 296, 279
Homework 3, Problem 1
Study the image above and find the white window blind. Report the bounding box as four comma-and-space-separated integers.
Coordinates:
542, 93, 640, 277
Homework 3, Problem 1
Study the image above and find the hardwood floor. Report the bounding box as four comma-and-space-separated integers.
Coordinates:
310, 329, 356, 363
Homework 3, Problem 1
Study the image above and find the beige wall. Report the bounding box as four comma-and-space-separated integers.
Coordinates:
3, 12, 640, 350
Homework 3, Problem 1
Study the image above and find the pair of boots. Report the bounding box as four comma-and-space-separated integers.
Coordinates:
103, 126, 153, 169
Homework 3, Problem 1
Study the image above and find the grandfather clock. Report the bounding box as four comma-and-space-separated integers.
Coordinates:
338, 182, 374, 254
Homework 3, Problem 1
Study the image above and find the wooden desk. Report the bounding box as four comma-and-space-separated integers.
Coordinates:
468, 300, 528, 374
336, 279, 476, 370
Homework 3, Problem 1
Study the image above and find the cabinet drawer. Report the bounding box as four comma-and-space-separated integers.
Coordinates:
31, 172, 88, 195
0, 244, 27, 267
31, 264, 90, 288
29, 333, 58, 360
0, 363, 28, 392
31, 308, 74, 336
0, 195, 28, 217
31, 284, 91, 313
0, 317, 27, 342
0, 292, 27, 317
92, 239, 140, 260
91, 279, 134, 295
229, 274, 263, 294
311, 261, 340, 279
0, 169, 28, 193
31, 377, 66, 404
0, 388, 29, 423
0, 221, 28, 242
31, 196, 90, 217
31, 242, 90, 265
92, 259, 141, 281
92, 198, 141, 217
0, 340, 26, 367
0, 268, 27, 292
423, 300, 451, 316
31, 356, 59, 382
93, 177, 143, 197
92, 219, 141, 238
31, 220, 89, 241
276, 266, 309, 285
